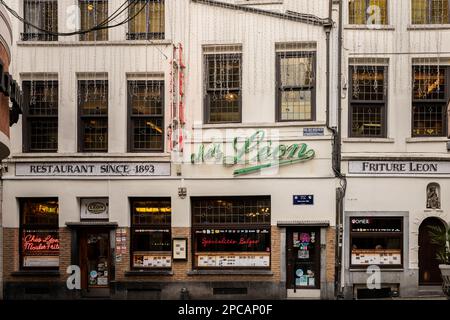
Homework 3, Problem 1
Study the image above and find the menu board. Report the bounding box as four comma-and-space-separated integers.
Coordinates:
351, 249, 401, 265
115, 228, 128, 255
197, 253, 270, 267
133, 253, 172, 268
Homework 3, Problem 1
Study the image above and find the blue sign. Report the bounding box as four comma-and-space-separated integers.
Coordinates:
303, 128, 324, 137
293, 195, 314, 205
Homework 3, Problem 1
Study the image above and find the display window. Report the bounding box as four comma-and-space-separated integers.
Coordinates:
130, 198, 172, 269
191, 196, 271, 269
350, 217, 403, 268
20, 198, 60, 269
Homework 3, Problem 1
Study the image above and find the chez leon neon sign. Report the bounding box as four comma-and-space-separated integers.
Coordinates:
201, 237, 260, 248
191, 130, 315, 176
23, 234, 60, 252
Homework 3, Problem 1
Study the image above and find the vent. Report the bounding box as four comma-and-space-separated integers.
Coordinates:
203, 44, 243, 54
213, 287, 248, 295
275, 42, 316, 52
349, 57, 389, 66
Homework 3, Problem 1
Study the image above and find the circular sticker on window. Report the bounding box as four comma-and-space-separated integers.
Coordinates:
295, 269, 304, 277
90, 270, 98, 278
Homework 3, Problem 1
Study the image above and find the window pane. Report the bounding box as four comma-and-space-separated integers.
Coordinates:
280, 55, 314, 87
280, 90, 312, 121
207, 54, 241, 90
131, 198, 171, 225
349, 0, 367, 24
412, 104, 445, 136
128, 0, 165, 39
21, 199, 59, 226
351, 104, 384, 137
351, 66, 386, 101
412, 0, 428, 23
207, 91, 241, 123
369, 0, 388, 24
28, 81, 58, 116
80, 0, 108, 41
413, 66, 447, 100
79, 81, 108, 116
132, 229, 171, 252
23, 0, 58, 40
131, 117, 164, 151
129, 1, 147, 34
29, 119, 58, 151
130, 81, 163, 116
431, 0, 449, 24
81, 118, 108, 151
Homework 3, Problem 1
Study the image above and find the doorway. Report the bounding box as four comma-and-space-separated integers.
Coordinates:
419, 217, 446, 285
286, 227, 321, 290
79, 229, 111, 296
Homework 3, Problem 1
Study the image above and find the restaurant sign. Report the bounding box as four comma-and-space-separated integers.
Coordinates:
81, 198, 109, 220
191, 130, 315, 176
15, 162, 171, 177
349, 161, 450, 174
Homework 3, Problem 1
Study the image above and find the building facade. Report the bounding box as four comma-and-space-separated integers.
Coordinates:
2, 0, 340, 300
342, 0, 450, 299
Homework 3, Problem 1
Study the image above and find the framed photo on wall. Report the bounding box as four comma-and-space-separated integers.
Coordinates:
172, 238, 187, 260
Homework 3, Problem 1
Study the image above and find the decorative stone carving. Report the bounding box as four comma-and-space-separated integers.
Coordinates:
426, 183, 441, 209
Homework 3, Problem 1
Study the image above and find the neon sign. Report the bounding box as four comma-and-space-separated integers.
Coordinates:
191, 130, 315, 176
23, 234, 60, 252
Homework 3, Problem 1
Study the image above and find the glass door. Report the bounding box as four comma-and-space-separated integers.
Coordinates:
286, 228, 320, 289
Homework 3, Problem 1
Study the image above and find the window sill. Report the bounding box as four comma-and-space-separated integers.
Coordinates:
236, 0, 283, 4
10, 152, 171, 159
349, 268, 404, 272
17, 40, 172, 47
405, 137, 448, 143
343, 138, 394, 143
125, 270, 173, 276
187, 270, 273, 276
11, 270, 60, 277
407, 24, 450, 30
194, 121, 326, 130
344, 25, 395, 31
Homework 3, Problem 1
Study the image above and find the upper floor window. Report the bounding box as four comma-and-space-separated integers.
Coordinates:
349, 0, 388, 25
22, 80, 58, 152
412, 65, 449, 137
79, 0, 108, 41
204, 47, 242, 124
349, 64, 388, 137
412, 0, 450, 24
23, 0, 58, 41
127, 0, 165, 40
127, 80, 164, 152
78, 80, 108, 152
276, 51, 316, 121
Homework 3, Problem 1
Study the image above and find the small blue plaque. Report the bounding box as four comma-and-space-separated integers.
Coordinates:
303, 128, 324, 136
293, 195, 314, 205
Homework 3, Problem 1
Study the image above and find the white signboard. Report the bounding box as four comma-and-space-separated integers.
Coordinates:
81, 198, 109, 220
348, 161, 450, 174
16, 162, 171, 177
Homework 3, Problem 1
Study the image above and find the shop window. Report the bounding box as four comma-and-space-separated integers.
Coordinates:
349, 0, 388, 25
127, 0, 165, 40
22, 0, 58, 41
411, 0, 450, 24
20, 198, 59, 269
426, 183, 441, 209
350, 217, 403, 268
22, 80, 58, 152
349, 65, 388, 137
79, 0, 108, 41
127, 80, 164, 152
130, 198, 172, 269
191, 196, 271, 269
412, 65, 448, 137
276, 51, 315, 121
78, 80, 108, 152
204, 48, 242, 124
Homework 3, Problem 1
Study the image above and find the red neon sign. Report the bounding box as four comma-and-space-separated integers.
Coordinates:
23, 234, 60, 252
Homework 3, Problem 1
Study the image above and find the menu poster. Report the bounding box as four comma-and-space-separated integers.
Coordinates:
197, 254, 270, 267
134, 254, 172, 268
173, 238, 187, 260
115, 228, 128, 255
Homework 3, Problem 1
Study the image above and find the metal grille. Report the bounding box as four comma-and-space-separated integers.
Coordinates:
349, 0, 388, 25
205, 53, 242, 123
128, 80, 164, 152
78, 80, 108, 152
192, 197, 271, 226
277, 51, 315, 121
24, 80, 58, 152
349, 65, 387, 137
412, 0, 450, 24
127, 0, 165, 40
412, 65, 448, 137
79, 0, 108, 41
23, 0, 58, 41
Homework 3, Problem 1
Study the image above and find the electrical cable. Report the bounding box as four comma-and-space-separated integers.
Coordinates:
0, 0, 150, 36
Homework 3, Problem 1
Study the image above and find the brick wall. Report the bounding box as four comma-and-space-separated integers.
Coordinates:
326, 227, 336, 283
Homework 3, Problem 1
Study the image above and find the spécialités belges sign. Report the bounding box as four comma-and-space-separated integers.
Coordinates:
348, 160, 450, 174
15, 162, 171, 176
